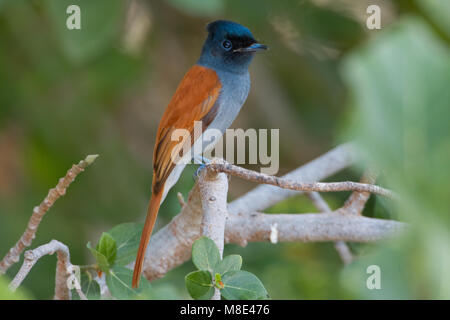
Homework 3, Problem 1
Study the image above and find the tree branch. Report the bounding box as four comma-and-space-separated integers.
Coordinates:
197, 162, 229, 300
306, 192, 354, 265
225, 211, 404, 245
9, 240, 74, 300
0, 155, 98, 275
228, 143, 358, 214
208, 160, 394, 199
339, 170, 377, 216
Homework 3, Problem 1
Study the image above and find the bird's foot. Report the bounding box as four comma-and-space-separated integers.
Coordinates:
193, 163, 207, 180
192, 155, 211, 180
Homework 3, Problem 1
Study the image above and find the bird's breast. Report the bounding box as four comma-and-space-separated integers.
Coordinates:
208, 70, 251, 134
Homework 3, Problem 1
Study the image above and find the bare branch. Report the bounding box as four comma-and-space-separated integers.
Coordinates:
197, 163, 229, 300
306, 191, 332, 213
198, 169, 229, 256
306, 192, 354, 265
95, 274, 111, 300
228, 143, 358, 214
327, 171, 378, 264
209, 160, 394, 199
339, 170, 377, 216
225, 211, 405, 245
0, 155, 98, 275
177, 192, 186, 208
333, 241, 354, 265
9, 240, 73, 300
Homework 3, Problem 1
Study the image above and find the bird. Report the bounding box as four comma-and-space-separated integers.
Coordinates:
132, 20, 267, 288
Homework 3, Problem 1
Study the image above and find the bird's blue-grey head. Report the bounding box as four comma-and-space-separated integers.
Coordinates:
197, 20, 267, 74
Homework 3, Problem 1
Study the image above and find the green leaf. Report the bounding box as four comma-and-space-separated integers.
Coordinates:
416, 0, 450, 38
341, 16, 450, 298
72, 270, 100, 300
191, 237, 221, 272
185, 270, 215, 300
108, 222, 143, 266
214, 254, 242, 275
87, 242, 110, 272
221, 271, 268, 300
106, 266, 151, 300
96, 232, 117, 266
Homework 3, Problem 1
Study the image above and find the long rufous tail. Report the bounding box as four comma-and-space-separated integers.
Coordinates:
132, 189, 163, 288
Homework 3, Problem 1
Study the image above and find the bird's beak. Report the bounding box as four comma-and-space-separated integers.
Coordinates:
234, 43, 268, 53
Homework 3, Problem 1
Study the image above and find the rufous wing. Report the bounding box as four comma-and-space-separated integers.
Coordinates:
152, 65, 222, 193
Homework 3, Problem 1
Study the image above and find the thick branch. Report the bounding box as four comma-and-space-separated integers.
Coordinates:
198, 164, 229, 300
225, 212, 405, 245
0, 155, 98, 275
198, 169, 229, 256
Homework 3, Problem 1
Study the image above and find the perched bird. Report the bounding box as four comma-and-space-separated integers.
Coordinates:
132, 20, 267, 288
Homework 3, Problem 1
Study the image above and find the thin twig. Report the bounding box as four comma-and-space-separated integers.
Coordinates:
177, 192, 186, 208
0, 155, 99, 275
339, 170, 377, 216
306, 192, 354, 265
95, 273, 112, 299
73, 277, 88, 300
208, 160, 395, 199
333, 241, 353, 265
307, 192, 332, 213
228, 143, 358, 214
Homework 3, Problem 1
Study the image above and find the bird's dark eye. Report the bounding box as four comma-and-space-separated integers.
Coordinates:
222, 40, 232, 51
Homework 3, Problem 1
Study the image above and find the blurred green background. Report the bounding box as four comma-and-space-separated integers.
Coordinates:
0, 0, 449, 299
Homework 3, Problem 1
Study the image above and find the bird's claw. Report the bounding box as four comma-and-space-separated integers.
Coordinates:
193, 163, 207, 180
192, 155, 211, 180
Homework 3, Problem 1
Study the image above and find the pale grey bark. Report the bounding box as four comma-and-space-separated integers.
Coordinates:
225, 212, 404, 245
9, 240, 77, 300
197, 165, 229, 300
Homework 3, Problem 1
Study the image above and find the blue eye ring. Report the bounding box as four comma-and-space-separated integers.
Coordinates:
222, 40, 232, 51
